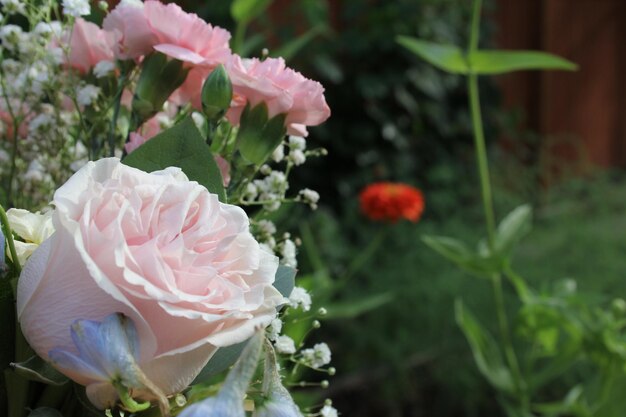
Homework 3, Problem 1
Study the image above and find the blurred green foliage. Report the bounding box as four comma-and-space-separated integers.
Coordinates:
183, 1, 626, 416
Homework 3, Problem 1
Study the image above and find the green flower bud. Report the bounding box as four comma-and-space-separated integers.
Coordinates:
201, 64, 233, 121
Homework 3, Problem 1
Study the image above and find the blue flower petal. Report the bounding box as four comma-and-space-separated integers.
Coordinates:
48, 348, 108, 381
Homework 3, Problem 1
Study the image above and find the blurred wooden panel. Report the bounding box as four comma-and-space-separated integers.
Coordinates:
495, 0, 626, 168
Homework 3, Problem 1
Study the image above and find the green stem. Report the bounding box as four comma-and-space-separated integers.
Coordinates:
112, 380, 150, 413
468, 75, 496, 247
467, 0, 527, 409
334, 228, 388, 293
233, 21, 248, 54
108, 73, 126, 157
0, 204, 21, 274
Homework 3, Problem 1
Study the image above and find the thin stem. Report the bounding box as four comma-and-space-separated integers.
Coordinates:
108, 73, 126, 157
467, 0, 527, 409
0, 203, 21, 274
233, 22, 248, 54
468, 74, 496, 248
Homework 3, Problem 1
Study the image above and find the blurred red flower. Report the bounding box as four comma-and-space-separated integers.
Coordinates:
359, 182, 424, 222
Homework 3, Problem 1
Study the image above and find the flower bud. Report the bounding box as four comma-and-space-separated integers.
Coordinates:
237, 103, 287, 166
132, 53, 189, 127
201, 64, 232, 121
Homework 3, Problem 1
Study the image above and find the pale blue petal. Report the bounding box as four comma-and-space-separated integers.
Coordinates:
48, 348, 108, 381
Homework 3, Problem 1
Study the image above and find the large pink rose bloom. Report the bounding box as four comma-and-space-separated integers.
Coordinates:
17, 158, 283, 407
226, 56, 331, 136
65, 18, 116, 73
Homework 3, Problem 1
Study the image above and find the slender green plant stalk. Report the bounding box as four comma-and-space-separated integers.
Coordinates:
466, 0, 527, 410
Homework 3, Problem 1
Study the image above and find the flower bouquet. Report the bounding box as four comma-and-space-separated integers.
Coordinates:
0, 1, 337, 416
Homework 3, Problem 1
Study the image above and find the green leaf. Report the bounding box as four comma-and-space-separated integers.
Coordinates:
122, 117, 226, 202
231, 0, 273, 24
397, 36, 469, 74
468, 50, 578, 74
192, 341, 247, 384
495, 204, 533, 256
325, 292, 394, 320
455, 300, 515, 393
422, 235, 501, 276
27, 408, 64, 417
274, 265, 296, 298
397, 36, 578, 76
11, 355, 69, 386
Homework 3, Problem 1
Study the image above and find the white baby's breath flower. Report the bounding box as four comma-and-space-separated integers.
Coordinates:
62, 0, 90, 16
257, 219, 277, 236
272, 144, 285, 162
289, 287, 311, 312
33, 22, 53, 36
274, 335, 296, 354
267, 318, 282, 341
298, 188, 320, 209
288, 149, 306, 166
288, 135, 306, 151
76, 84, 100, 106
301, 343, 331, 368
0, 0, 26, 15
0, 25, 23, 52
281, 239, 297, 268
320, 404, 338, 417
93, 60, 115, 78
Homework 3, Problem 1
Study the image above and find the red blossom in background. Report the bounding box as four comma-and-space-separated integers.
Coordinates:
359, 182, 424, 223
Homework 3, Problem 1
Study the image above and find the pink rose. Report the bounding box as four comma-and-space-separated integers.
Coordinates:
225, 56, 331, 136
17, 158, 283, 407
65, 18, 116, 73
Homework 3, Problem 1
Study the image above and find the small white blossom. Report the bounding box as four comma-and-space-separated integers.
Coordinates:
267, 318, 282, 341
29, 113, 54, 133
271, 144, 284, 162
281, 239, 297, 268
76, 84, 100, 106
0, 25, 23, 52
62, 0, 91, 16
288, 135, 306, 151
298, 188, 320, 209
33, 22, 53, 36
289, 287, 311, 312
24, 159, 45, 182
320, 405, 338, 417
0, 0, 26, 15
274, 335, 296, 355
301, 343, 331, 368
93, 60, 115, 78
288, 149, 306, 166
257, 219, 277, 236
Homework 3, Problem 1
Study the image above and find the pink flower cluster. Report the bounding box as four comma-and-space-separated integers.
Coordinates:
64, 0, 330, 137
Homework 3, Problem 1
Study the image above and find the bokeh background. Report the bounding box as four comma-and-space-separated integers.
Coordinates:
173, 1, 626, 415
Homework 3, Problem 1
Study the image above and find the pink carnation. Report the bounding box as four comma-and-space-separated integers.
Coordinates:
102, 1, 157, 60
144, 1, 231, 66
104, 0, 231, 66
65, 18, 116, 73
225, 56, 330, 136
